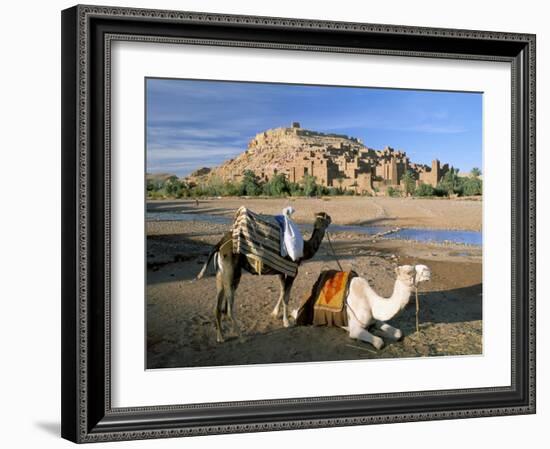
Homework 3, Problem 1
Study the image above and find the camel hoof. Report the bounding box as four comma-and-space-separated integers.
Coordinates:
373, 337, 384, 350
283, 319, 290, 328
216, 335, 225, 343
271, 308, 280, 317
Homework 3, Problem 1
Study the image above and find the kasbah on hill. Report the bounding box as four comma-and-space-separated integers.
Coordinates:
188, 122, 451, 195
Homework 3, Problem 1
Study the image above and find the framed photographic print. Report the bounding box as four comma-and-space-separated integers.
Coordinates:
61, 4, 536, 443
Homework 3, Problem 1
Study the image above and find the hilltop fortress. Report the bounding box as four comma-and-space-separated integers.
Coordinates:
198, 122, 449, 194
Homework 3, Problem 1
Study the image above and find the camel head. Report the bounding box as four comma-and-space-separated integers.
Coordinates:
395, 265, 417, 288
395, 264, 432, 288
313, 212, 332, 230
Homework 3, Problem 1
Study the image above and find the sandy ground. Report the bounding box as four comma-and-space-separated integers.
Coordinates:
146, 206, 482, 369
147, 196, 482, 231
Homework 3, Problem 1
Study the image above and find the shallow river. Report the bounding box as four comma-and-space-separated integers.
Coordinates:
146, 212, 482, 246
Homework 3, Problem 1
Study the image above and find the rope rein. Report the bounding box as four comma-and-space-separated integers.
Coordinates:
325, 231, 344, 271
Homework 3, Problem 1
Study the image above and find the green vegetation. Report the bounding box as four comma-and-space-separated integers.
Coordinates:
439, 167, 483, 197
302, 174, 319, 197
263, 173, 290, 197
411, 167, 482, 198
461, 177, 483, 196
414, 182, 434, 197
401, 170, 416, 197
386, 186, 402, 197
470, 167, 482, 178
240, 170, 262, 196
147, 167, 482, 199
437, 167, 462, 196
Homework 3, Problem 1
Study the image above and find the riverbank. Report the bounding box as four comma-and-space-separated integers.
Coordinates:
147, 196, 482, 231
146, 218, 482, 369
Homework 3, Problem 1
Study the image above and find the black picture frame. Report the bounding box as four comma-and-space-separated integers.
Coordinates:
61, 4, 536, 443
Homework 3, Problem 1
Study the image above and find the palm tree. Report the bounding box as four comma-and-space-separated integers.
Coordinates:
439, 167, 461, 195
401, 170, 416, 197
470, 167, 482, 178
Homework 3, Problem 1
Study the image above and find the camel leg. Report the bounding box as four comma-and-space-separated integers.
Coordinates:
281, 275, 295, 328
225, 265, 242, 339
271, 274, 285, 317
374, 321, 403, 341
225, 288, 242, 339
348, 322, 384, 350
214, 244, 239, 343
214, 272, 225, 343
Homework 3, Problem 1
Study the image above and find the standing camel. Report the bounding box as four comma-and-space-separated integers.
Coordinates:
197, 212, 332, 342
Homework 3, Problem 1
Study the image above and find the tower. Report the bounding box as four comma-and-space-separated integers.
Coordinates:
390, 156, 398, 185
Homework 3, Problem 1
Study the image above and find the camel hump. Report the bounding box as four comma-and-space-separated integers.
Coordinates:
234, 206, 249, 218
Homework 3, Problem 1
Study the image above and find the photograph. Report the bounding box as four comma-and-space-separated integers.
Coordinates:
145, 78, 484, 369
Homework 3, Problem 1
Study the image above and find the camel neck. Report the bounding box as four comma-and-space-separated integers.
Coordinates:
302, 225, 326, 260
391, 279, 413, 311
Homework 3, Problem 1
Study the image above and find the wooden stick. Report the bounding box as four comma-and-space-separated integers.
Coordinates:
415, 286, 420, 333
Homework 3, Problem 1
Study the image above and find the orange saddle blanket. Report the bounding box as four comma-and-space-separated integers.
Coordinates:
296, 270, 357, 327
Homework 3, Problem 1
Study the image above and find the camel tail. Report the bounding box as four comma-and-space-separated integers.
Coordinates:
195, 231, 232, 281
195, 249, 217, 280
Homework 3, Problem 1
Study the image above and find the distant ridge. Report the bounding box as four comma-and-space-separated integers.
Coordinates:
146, 172, 177, 183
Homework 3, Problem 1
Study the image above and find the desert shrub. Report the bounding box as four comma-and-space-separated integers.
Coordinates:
386, 186, 401, 197
263, 173, 290, 197
146, 179, 156, 192
164, 177, 182, 196
415, 183, 434, 197
432, 186, 448, 197
288, 182, 304, 196
240, 170, 262, 196
222, 181, 241, 196
148, 190, 165, 200
302, 174, 319, 197
317, 185, 330, 196
205, 176, 225, 196
462, 177, 483, 196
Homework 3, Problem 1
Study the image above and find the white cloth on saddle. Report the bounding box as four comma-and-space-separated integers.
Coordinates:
278, 207, 304, 262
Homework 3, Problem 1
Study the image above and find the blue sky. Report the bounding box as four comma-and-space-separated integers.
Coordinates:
146, 78, 482, 177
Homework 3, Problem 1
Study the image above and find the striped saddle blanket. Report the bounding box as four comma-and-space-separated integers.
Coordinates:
232, 206, 298, 277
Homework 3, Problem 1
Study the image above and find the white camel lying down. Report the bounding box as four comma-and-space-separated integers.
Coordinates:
293, 264, 431, 350
344, 264, 431, 349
